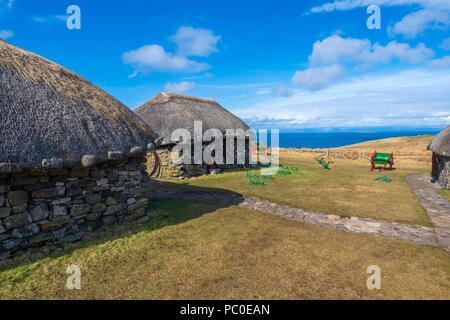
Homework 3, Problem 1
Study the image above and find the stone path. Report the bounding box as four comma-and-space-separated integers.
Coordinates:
406, 175, 450, 252
148, 185, 440, 249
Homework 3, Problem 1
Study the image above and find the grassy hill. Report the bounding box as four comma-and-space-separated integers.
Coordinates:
339, 135, 435, 152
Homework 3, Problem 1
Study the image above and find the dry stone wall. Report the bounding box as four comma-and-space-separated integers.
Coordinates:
0, 155, 149, 260
145, 139, 250, 180
436, 155, 450, 189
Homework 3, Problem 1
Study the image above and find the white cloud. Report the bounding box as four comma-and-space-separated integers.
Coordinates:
237, 68, 450, 129
309, 35, 434, 68
164, 81, 196, 93
291, 65, 346, 90
170, 26, 221, 57
290, 35, 433, 91
123, 26, 220, 76
31, 14, 67, 23
429, 56, 450, 68
441, 37, 450, 50
272, 84, 294, 97
0, 30, 13, 39
122, 44, 210, 74
310, 0, 450, 13
309, 0, 450, 38
388, 9, 450, 38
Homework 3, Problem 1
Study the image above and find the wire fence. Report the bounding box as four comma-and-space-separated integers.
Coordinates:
279, 148, 432, 163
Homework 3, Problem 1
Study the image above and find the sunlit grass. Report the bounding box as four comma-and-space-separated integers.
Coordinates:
0, 199, 448, 300
165, 155, 431, 226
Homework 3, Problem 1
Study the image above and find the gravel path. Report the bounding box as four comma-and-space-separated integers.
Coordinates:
407, 175, 450, 252
148, 184, 441, 249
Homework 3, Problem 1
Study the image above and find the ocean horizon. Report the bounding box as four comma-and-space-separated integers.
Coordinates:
257, 130, 440, 149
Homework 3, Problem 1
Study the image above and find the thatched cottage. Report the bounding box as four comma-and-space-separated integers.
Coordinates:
0, 40, 155, 259
429, 126, 450, 189
135, 92, 253, 179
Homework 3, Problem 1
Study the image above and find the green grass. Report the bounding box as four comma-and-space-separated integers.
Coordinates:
439, 189, 450, 201
339, 135, 435, 152
0, 199, 448, 300
164, 156, 432, 226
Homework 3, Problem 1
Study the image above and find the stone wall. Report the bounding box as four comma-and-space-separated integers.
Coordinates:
436, 155, 450, 189
0, 155, 149, 260
145, 139, 250, 180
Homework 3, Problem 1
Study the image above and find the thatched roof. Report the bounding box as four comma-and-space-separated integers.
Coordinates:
428, 126, 450, 156
0, 40, 155, 172
134, 92, 251, 144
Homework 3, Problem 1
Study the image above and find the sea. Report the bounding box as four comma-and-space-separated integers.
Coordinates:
256, 130, 440, 149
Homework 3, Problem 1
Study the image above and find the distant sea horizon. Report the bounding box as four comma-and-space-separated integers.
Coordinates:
256, 130, 440, 149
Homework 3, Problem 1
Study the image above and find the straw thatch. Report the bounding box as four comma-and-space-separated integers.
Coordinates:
428, 126, 450, 156
0, 39, 155, 172
134, 92, 251, 144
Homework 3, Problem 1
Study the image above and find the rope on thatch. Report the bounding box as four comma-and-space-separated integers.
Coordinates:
134, 92, 251, 144
428, 126, 450, 156
0, 39, 156, 172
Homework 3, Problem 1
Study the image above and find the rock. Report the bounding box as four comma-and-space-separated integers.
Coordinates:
96, 178, 109, 187
12, 176, 39, 185
86, 194, 102, 204
105, 197, 117, 206
31, 203, 50, 221
90, 169, 107, 178
32, 188, 64, 199
0, 184, 10, 193
6, 190, 29, 206
0, 222, 5, 234
0, 207, 12, 218
71, 167, 90, 177
53, 228, 66, 240
53, 205, 68, 217
102, 216, 115, 226
12, 223, 40, 237
104, 204, 120, 216
12, 203, 28, 214
127, 198, 136, 205
51, 197, 71, 205
29, 232, 54, 246
87, 212, 102, 221
137, 216, 150, 224
71, 204, 91, 216
3, 212, 33, 229
91, 203, 106, 214
0, 194, 4, 206
63, 234, 82, 243
24, 182, 53, 192
131, 207, 145, 219
2, 238, 26, 251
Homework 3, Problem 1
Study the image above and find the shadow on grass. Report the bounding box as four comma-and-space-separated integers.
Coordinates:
0, 183, 245, 272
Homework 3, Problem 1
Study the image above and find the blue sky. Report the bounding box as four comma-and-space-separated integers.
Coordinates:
1, 0, 449, 131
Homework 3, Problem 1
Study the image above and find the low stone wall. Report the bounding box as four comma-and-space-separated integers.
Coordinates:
145, 146, 205, 180
436, 155, 450, 189
145, 141, 250, 180
0, 156, 149, 260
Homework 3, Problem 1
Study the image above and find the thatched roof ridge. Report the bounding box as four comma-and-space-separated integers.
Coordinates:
428, 126, 450, 156
135, 92, 251, 144
0, 39, 155, 172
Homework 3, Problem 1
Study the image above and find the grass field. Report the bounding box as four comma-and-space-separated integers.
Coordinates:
339, 135, 435, 152
1, 135, 448, 300
164, 155, 432, 226
0, 200, 448, 300
439, 189, 450, 201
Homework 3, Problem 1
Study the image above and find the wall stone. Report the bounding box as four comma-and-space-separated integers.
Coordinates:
0, 155, 149, 260
436, 155, 450, 189
145, 139, 250, 180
